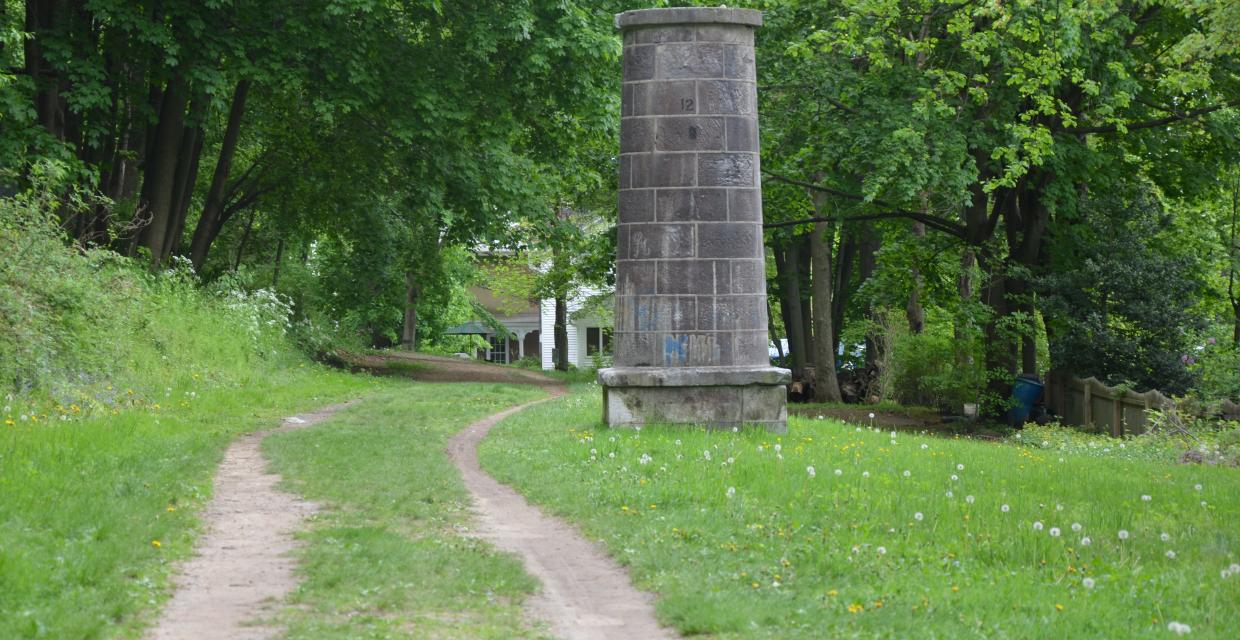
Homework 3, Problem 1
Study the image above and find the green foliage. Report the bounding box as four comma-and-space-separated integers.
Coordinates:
1038, 184, 1209, 393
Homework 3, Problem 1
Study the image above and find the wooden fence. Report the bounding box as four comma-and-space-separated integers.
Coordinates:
1045, 371, 1240, 435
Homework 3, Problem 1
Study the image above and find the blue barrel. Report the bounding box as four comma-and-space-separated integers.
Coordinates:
1008, 376, 1044, 426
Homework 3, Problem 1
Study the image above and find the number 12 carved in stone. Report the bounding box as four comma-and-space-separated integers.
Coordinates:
680, 98, 694, 112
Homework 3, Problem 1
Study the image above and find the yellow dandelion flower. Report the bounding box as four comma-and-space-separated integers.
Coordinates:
151, 540, 162, 548
1055, 604, 1064, 611
848, 603, 864, 614
827, 589, 838, 597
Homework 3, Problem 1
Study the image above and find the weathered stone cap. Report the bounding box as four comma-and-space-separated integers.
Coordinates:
616, 7, 763, 30
599, 365, 791, 387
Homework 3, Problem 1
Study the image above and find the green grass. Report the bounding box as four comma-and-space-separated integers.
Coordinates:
263, 382, 551, 639
480, 386, 1240, 639
0, 363, 382, 639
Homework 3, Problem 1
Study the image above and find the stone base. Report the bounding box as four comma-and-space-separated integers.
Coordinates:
598, 366, 791, 432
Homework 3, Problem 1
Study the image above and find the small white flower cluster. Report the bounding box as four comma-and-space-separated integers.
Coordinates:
639, 453, 652, 465
1167, 621, 1192, 635
726, 486, 736, 499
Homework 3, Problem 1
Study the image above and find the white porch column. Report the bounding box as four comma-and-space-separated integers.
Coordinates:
517, 331, 527, 360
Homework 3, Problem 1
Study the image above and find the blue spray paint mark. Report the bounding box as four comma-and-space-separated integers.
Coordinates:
663, 335, 688, 367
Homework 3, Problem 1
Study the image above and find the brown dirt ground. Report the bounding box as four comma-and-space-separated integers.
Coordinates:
332, 349, 562, 386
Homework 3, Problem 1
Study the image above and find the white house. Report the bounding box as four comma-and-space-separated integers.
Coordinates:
445, 279, 611, 370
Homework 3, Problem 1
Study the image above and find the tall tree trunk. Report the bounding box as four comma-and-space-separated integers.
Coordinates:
767, 299, 784, 362
831, 225, 857, 354
554, 295, 569, 371
190, 78, 251, 271
26, 0, 64, 139
401, 272, 419, 351
233, 210, 255, 271
906, 221, 926, 334
954, 248, 976, 369
775, 240, 809, 377
797, 233, 815, 365
136, 72, 189, 268
858, 223, 882, 371
810, 217, 842, 403
164, 97, 206, 264
272, 238, 285, 287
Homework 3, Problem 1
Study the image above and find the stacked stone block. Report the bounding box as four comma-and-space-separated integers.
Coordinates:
601, 7, 789, 431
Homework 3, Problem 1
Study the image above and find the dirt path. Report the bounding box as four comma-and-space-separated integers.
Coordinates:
335, 350, 563, 386
448, 387, 677, 640
144, 401, 356, 640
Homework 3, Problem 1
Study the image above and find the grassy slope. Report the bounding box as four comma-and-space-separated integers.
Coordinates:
0, 364, 380, 639
1, 204, 389, 638
263, 382, 550, 640
480, 387, 1240, 639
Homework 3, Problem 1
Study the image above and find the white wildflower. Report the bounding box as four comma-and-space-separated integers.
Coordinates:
806, 465, 816, 478
1141, 494, 1152, 502
1167, 621, 1191, 635
966, 495, 975, 504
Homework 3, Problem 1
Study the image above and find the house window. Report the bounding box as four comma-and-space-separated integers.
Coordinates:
586, 327, 612, 356
488, 335, 507, 362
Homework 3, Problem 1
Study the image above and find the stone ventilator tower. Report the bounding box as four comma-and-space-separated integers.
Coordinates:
598, 7, 790, 432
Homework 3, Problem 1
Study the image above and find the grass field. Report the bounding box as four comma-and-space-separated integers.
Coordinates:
0, 363, 381, 639
481, 385, 1240, 639
264, 382, 550, 639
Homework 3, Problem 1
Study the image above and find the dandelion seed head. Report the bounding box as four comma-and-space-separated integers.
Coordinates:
1001, 504, 1010, 513
1167, 621, 1191, 635
946, 490, 954, 498
807, 466, 816, 478
834, 469, 843, 476
966, 495, 975, 504
1071, 523, 1082, 532
1141, 495, 1152, 502
1160, 532, 1171, 542
914, 512, 924, 521
956, 464, 964, 471
726, 486, 736, 498
1194, 483, 1202, 491
951, 474, 959, 481
1081, 536, 1091, 546
1082, 577, 1095, 589
1118, 529, 1129, 540
876, 546, 886, 555
1166, 550, 1177, 559
862, 471, 870, 478
1033, 521, 1044, 531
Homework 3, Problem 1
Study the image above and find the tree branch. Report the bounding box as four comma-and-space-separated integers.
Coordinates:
1061, 103, 1232, 135
764, 211, 967, 240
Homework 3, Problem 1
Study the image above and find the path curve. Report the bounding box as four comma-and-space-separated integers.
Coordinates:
448, 387, 677, 640
145, 401, 356, 640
